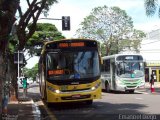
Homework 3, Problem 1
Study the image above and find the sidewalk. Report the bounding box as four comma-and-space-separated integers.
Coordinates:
3, 89, 40, 120
144, 82, 160, 88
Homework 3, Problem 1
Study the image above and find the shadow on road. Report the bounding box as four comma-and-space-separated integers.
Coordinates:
102, 90, 142, 94
102, 87, 160, 95
46, 101, 149, 120
23, 83, 160, 120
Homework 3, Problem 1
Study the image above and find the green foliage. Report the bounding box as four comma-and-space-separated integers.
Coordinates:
8, 32, 18, 53
100, 44, 107, 56
23, 63, 38, 81
144, 0, 160, 17
26, 23, 65, 56
76, 5, 146, 55
43, 0, 58, 17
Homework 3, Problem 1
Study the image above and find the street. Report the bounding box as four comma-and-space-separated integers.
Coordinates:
28, 83, 160, 120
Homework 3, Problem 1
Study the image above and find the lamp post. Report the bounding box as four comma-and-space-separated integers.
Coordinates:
14, 50, 24, 98
17, 50, 20, 97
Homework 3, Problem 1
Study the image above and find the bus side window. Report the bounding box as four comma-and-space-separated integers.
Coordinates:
101, 61, 105, 72
105, 59, 110, 73
102, 59, 110, 73
117, 63, 120, 74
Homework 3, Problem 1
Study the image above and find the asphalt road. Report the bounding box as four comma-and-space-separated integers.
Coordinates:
27, 83, 160, 120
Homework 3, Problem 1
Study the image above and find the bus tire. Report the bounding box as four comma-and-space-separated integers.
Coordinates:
105, 82, 110, 92
86, 100, 93, 105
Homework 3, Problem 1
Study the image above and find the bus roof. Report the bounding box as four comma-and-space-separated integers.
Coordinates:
102, 53, 143, 60
44, 38, 98, 46
40, 38, 99, 55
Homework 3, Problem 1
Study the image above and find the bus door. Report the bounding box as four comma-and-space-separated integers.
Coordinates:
111, 62, 116, 89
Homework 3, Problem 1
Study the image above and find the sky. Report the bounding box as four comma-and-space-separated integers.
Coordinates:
39, 0, 160, 38
26, 0, 160, 68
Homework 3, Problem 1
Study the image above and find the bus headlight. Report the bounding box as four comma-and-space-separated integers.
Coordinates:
117, 80, 122, 84
47, 86, 61, 93
91, 86, 96, 90
91, 82, 101, 90
55, 90, 61, 93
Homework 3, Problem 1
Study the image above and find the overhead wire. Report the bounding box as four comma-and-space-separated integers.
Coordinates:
141, 39, 160, 45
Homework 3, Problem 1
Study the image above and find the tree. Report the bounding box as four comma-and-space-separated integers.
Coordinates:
16, 0, 58, 50
144, 0, 160, 17
0, 0, 58, 114
23, 64, 38, 81
11, 0, 58, 97
25, 23, 65, 57
76, 6, 146, 55
0, 0, 19, 114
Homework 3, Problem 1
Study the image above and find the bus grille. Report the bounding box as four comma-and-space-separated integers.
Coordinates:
123, 79, 140, 83
122, 79, 141, 87
61, 88, 90, 92
127, 86, 137, 88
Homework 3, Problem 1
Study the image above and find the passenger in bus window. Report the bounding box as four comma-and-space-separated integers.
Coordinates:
57, 54, 66, 69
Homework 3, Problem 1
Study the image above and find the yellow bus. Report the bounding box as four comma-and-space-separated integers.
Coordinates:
38, 38, 101, 105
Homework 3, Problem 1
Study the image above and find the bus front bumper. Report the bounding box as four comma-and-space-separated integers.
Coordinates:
116, 82, 145, 91
46, 87, 101, 103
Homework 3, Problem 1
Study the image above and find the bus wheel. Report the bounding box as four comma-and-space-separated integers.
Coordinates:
128, 90, 134, 93
86, 100, 93, 105
105, 82, 110, 92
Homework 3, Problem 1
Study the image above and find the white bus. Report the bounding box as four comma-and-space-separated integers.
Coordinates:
101, 54, 145, 93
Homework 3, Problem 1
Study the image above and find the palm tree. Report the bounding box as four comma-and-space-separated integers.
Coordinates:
144, 0, 160, 17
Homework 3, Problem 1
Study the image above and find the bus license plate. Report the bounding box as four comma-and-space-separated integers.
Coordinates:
72, 94, 81, 98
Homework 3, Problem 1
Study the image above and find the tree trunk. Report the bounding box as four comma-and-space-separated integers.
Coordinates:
0, 53, 6, 114
8, 54, 18, 101
0, 0, 19, 114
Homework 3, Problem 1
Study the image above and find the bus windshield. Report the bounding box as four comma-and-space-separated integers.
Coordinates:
46, 50, 100, 80
117, 62, 144, 78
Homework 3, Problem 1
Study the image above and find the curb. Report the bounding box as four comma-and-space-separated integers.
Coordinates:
145, 82, 160, 88
31, 99, 41, 120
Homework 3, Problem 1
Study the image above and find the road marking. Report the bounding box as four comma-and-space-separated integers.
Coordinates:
135, 97, 143, 100
135, 91, 149, 94
42, 101, 57, 120
31, 99, 57, 120
31, 99, 41, 120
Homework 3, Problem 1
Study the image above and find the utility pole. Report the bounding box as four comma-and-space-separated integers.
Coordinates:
14, 51, 24, 98
17, 50, 20, 97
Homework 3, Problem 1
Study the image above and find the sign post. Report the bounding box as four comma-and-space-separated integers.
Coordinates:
18, 51, 19, 81
14, 51, 24, 97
